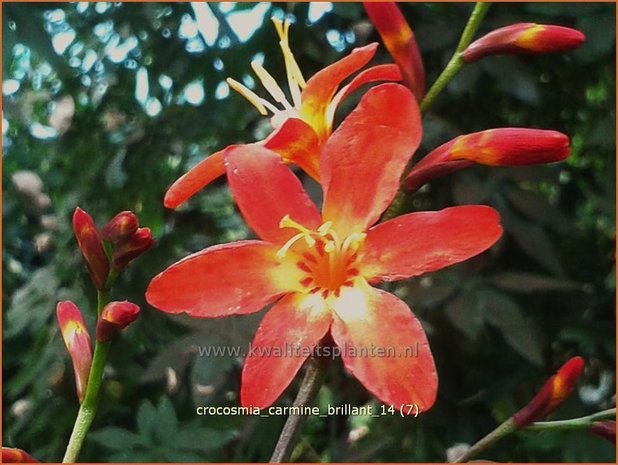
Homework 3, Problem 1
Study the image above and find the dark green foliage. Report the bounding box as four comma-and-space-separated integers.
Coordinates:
3, 2, 615, 462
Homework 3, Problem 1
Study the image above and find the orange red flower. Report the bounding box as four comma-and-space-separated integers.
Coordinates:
147, 84, 503, 410
164, 18, 401, 209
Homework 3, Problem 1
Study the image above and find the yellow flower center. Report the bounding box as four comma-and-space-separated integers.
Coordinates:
277, 215, 366, 298
226, 18, 307, 128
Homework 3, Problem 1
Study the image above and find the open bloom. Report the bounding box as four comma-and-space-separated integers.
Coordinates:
56, 301, 93, 402
364, 2, 425, 100
164, 17, 401, 209
512, 356, 585, 428
404, 128, 570, 191
148, 84, 503, 410
462, 23, 585, 63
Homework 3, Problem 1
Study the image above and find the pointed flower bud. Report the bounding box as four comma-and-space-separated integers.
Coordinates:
512, 356, 585, 428
462, 23, 585, 63
404, 128, 570, 191
364, 2, 425, 100
56, 301, 93, 403
590, 420, 616, 445
100, 211, 139, 245
111, 227, 154, 271
96, 301, 140, 342
2, 447, 39, 463
72, 207, 110, 290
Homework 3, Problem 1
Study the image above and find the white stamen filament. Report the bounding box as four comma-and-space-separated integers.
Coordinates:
225, 78, 271, 115
250, 61, 294, 111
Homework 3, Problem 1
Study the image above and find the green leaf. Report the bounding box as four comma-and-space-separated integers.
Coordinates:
154, 396, 179, 444
479, 290, 544, 366
89, 427, 147, 450
136, 400, 157, 445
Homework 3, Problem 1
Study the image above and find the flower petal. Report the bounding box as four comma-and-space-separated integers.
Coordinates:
300, 43, 379, 140
321, 83, 422, 237
163, 148, 226, 209
146, 241, 302, 317
263, 117, 321, 182
241, 293, 332, 408
330, 283, 437, 411
226, 145, 322, 244
364, 2, 425, 100
333, 64, 402, 106
362, 206, 503, 282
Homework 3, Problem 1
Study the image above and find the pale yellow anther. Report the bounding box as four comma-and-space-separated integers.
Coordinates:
226, 78, 270, 115
317, 221, 332, 236
342, 233, 367, 252
324, 241, 336, 253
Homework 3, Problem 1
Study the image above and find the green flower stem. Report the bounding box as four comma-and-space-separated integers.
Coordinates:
453, 417, 516, 463
454, 408, 616, 463
525, 408, 616, 431
420, 2, 491, 113
62, 290, 111, 463
270, 359, 326, 463
384, 3, 491, 221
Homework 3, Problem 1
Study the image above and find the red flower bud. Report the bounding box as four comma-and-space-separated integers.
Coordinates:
404, 128, 570, 191
2, 447, 39, 463
56, 301, 93, 403
512, 356, 585, 428
590, 420, 616, 445
364, 2, 425, 101
100, 211, 138, 245
462, 23, 585, 63
96, 301, 140, 342
111, 227, 154, 271
72, 207, 110, 290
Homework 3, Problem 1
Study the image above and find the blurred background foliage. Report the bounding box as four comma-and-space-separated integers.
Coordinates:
2, 2, 615, 462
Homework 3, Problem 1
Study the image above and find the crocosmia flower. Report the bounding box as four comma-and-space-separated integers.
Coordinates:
96, 301, 141, 342
147, 84, 503, 410
512, 356, 585, 428
73, 207, 109, 291
364, 2, 425, 100
404, 128, 570, 191
2, 447, 39, 463
164, 17, 401, 209
462, 23, 585, 63
56, 301, 93, 402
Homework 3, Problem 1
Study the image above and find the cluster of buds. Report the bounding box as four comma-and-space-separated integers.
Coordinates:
57, 208, 149, 404
56, 300, 141, 402
72, 208, 154, 290
363, 3, 584, 192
